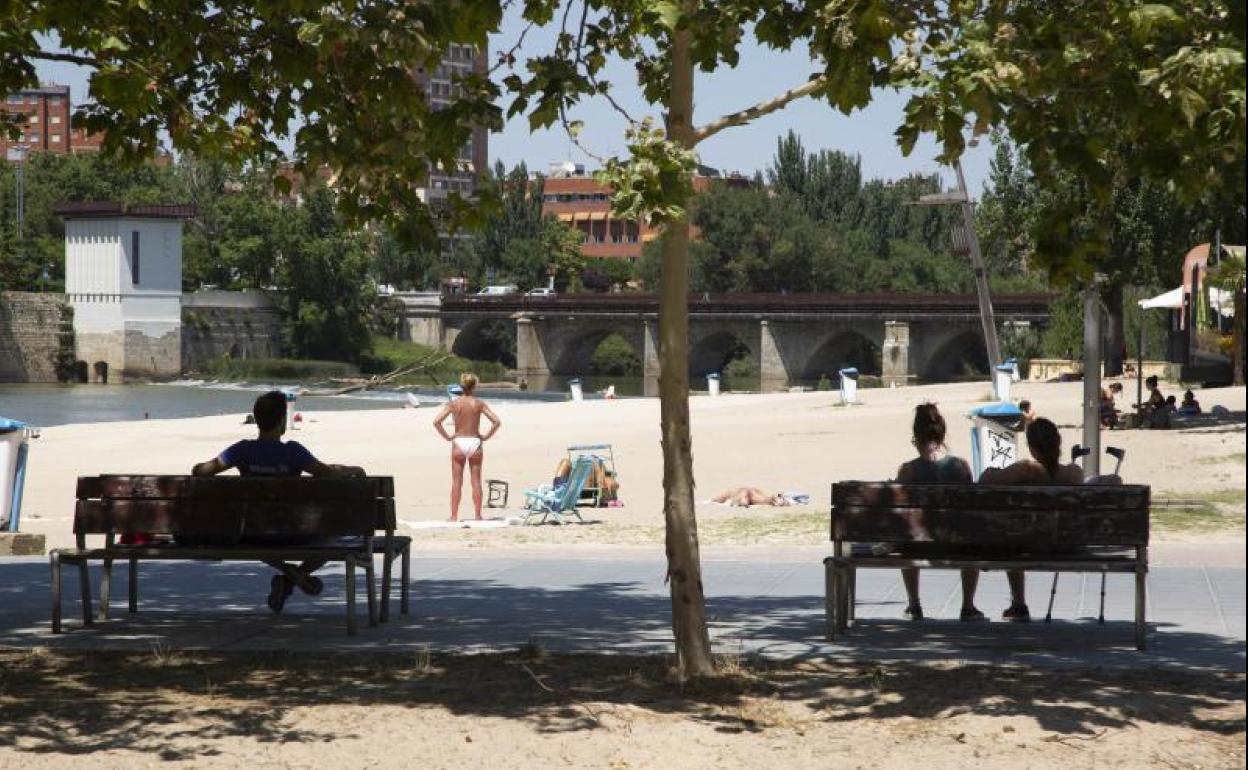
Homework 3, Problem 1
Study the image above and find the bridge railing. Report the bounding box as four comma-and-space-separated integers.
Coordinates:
439, 292, 1056, 316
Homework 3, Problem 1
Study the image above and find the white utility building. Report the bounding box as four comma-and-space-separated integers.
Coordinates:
58, 203, 194, 381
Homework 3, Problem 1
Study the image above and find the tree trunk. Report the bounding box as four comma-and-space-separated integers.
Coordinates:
660, 13, 715, 680
1104, 282, 1125, 378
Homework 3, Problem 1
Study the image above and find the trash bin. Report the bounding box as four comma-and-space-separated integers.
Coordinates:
968, 402, 1024, 480
0, 417, 33, 532
993, 359, 1020, 402
706, 372, 721, 397
283, 390, 298, 432
838, 367, 860, 405
568, 378, 584, 402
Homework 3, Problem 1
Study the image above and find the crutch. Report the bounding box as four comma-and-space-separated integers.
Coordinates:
1044, 445, 1092, 623
1091, 447, 1127, 624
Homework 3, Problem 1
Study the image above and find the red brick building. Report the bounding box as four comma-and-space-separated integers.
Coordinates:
1, 85, 103, 157
540, 162, 751, 262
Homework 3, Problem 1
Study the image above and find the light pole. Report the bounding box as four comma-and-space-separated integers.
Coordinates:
6, 146, 26, 240
914, 153, 1002, 375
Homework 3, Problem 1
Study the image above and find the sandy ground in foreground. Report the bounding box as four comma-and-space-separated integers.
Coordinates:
0, 650, 1242, 770
16, 379, 1247, 551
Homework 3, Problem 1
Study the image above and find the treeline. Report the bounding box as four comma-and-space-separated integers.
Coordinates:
640, 133, 978, 295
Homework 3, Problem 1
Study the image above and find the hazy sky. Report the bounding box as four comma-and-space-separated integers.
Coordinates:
32, 8, 996, 198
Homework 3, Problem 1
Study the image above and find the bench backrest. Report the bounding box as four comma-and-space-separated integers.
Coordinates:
74, 475, 396, 539
831, 482, 1150, 547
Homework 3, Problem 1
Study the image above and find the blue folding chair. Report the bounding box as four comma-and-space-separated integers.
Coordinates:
521, 456, 594, 525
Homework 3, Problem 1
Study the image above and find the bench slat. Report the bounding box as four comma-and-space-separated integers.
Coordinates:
83, 475, 395, 501
832, 507, 1148, 546
75, 499, 388, 537
833, 482, 1149, 512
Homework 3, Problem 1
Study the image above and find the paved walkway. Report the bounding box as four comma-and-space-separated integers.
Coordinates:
1, 549, 1243, 670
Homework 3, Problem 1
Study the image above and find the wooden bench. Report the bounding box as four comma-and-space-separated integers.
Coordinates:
826, 482, 1151, 650
51, 475, 412, 636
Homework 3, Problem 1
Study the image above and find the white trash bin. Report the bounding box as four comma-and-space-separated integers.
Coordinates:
0, 417, 33, 532
569, 378, 584, 402
993, 359, 1020, 402
838, 367, 860, 405
967, 402, 1024, 480
706, 372, 721, 397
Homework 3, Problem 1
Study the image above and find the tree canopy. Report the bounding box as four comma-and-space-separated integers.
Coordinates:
1, 0, 505, 244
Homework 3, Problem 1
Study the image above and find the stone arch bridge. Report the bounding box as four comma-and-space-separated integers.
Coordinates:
401, 293, 1052, 394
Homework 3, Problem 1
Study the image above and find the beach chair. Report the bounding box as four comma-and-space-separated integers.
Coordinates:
522, 456, 594, 525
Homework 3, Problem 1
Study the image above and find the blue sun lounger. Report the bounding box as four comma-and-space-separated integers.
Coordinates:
521, 456, 594, 525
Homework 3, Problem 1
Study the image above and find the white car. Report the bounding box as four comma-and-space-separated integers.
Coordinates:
525, 287, 556, 298
476, 285, 518, 296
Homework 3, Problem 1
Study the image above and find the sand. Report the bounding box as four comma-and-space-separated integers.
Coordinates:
17, 380, 1246, 551
0, 649, 1243, 770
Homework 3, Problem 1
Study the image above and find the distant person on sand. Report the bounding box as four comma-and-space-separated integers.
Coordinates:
1179, 389, 1202, 416
432, 373, 502, 521
711, 487, 790, 507
192, 390, 366, 614
980, 417, 1083, 623
893, 403, 982, 622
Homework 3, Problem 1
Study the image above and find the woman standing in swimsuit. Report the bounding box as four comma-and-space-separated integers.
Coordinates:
432, 373, 502, 521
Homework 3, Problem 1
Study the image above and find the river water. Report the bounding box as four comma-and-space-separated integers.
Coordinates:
0, 382, 568, 428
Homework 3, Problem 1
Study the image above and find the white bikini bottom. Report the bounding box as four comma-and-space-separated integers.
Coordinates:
452, 437, 482, 458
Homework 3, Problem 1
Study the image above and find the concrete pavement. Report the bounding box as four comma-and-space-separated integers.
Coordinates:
0, 548, 1242, 671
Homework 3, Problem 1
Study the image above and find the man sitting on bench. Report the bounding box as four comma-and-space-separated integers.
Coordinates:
192, 391, 365, 613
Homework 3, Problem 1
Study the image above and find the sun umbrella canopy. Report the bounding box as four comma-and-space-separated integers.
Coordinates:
1138, 286, 1184, 310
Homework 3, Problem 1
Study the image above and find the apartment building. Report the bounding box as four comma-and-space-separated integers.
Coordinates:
1, 84, 103, 157
415, 43, 489, 202
540, 161, 751, 262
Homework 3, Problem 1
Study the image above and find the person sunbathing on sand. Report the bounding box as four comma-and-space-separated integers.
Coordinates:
711, 487, 790, 508
432, 373, 502, 521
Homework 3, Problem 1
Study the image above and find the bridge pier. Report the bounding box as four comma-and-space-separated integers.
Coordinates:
642, 319, 660, 397
882, 321, 911, 387
759, 320, 787, 393
514, 316, 550, 383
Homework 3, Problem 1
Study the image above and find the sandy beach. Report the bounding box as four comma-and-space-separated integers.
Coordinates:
18, 380, 1246, 551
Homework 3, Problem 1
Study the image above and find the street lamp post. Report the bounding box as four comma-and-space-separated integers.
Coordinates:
6, 146, 26, 239
915, 155, 1002, 376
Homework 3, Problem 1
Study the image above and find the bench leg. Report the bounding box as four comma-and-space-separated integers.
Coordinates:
77, 557, 93, 627
1135, 566, 1147, 651
380, 545, 392, 623
836, 565, 851, 634
400, 543, 411, 615
50, 551, 62, 634
365, 558, 378, 628
99, 557, 113, 620
128, 557, 138, 613
847, 568, 857, 626
1098, 572, 1107, 625
824, 560, 837, 641
345, 556, 357, 637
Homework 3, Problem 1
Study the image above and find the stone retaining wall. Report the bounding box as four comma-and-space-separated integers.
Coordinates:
0, 292, 72, 383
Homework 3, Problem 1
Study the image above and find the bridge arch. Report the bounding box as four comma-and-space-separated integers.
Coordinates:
450, 318, 517, 367
799, 330, 882, 382
547, 324, 642, 375
920, 329, 989, 383
689, 329, 756, 379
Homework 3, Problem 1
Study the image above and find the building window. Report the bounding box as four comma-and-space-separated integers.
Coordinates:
50, 115, 61, 124
131, 231, 141, 285
29, 114, 38, 123
50, 133, 61, 143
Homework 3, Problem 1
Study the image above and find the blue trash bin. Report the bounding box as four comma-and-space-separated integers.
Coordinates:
838, 367, 860, 405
